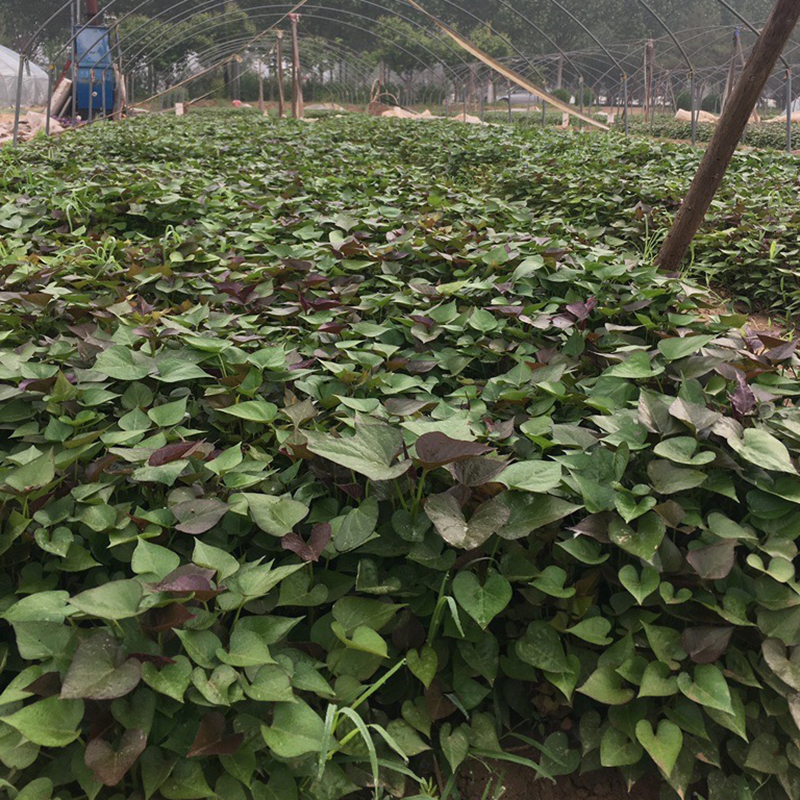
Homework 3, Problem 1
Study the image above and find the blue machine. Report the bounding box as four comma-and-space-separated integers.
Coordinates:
73, 25, 116, 120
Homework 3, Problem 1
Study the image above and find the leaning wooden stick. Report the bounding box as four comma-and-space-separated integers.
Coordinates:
657, 0, 800, 271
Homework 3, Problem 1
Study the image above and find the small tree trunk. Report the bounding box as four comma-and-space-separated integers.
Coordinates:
657, 0, 800, 271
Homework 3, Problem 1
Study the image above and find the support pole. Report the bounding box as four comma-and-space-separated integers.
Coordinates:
657, 0, 800, 271
289, 13, 303, 119
690, 72, 698, 146
623, 74, 629, 135
276, 32, 286, 117
12, 54, 25, 147
72, 3, 79, 126
258, 58, 265, 114
787, 66, 793, 153
46, 63, 55, 135
89, 68, 95, 123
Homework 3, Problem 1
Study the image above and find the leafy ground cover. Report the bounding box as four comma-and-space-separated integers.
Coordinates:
615, 118, 800, 152
485, 112, 800, 153
1, 115, 800, 800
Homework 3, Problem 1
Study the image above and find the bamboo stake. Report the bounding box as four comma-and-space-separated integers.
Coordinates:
402, 0, 608, 130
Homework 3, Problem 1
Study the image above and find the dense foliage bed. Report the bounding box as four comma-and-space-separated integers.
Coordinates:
2, 114, 800, 800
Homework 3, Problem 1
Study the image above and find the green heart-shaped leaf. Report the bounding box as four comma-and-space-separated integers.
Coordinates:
453, 569, 512, 629
639, 662, 679, 698
677, 664, 733, 714
635, 719, 683, 777
619, 565, 660, 605
407, 645, 438, 688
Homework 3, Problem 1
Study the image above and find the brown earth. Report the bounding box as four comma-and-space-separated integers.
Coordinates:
456, 761, 660, 800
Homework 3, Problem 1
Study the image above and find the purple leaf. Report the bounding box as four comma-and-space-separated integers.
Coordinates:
187, 712, 244, 758
729, 374, 757, 419
686, 540, 737, 580
149, 441, 205, 467
140, 604, 196, 634
336, 483, 363, 501
448, 457, 507, 487
566, 296, 598, 322
151, 565, 216, 594
85, 729, 147, 786
128, 653, 177, 667
172, 498, 229, 534
414, 433, 493, 471
681, 626, 734, 663
281, 523, 332, 562
766, 340, 797, 363
60, 633, 141, 701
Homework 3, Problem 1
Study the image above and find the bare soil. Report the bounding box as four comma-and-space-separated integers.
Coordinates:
456, 761, 660, 800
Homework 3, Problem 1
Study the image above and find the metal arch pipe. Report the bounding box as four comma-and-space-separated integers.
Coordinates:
492, 0, 584, 83
186, 9, 457, 90
123, 3, 468, 104
191, 38, 376, 109
130, 10, 460, 112
109, 0, 472, 81
420, 0, 566, 97
104, 14, 446, 120
536, 0, 628, 131
634, 0, 698, 143
712, 0, 792, 152
41, 0, 211, 136
17, 0, 129, 143
713, 0, 789, 69
180, 33, 378, 106
131, 12, 454, 94
105, 0, 471, 102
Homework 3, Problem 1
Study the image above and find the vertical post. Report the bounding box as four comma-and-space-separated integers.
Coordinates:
12, 54, 25, 147
690, 72, 697, 146
507, 80, 512, 123
623, 74, 629, 135
787, 67, 793, 153
289, 13, 303, 119
556, 53, 564, 89
258, 58, 266, 114
644, 38, 655, 124
657, 0, 800, 271
542, 99, 547, 127
101, 69, 107, 121
46, 63, 55, 135
276, 31, 286, 117
579, 75, 584, 131
89, 68, 95, 123
72, 15, 79, 126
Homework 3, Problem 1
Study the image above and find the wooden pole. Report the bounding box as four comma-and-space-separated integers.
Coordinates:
656, 0, 800, 271
276, 31, 286, 117
289, 13, 303, 119
258, 58, 265, 114
722, 29, 740, 111
645, 39, 655, 124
